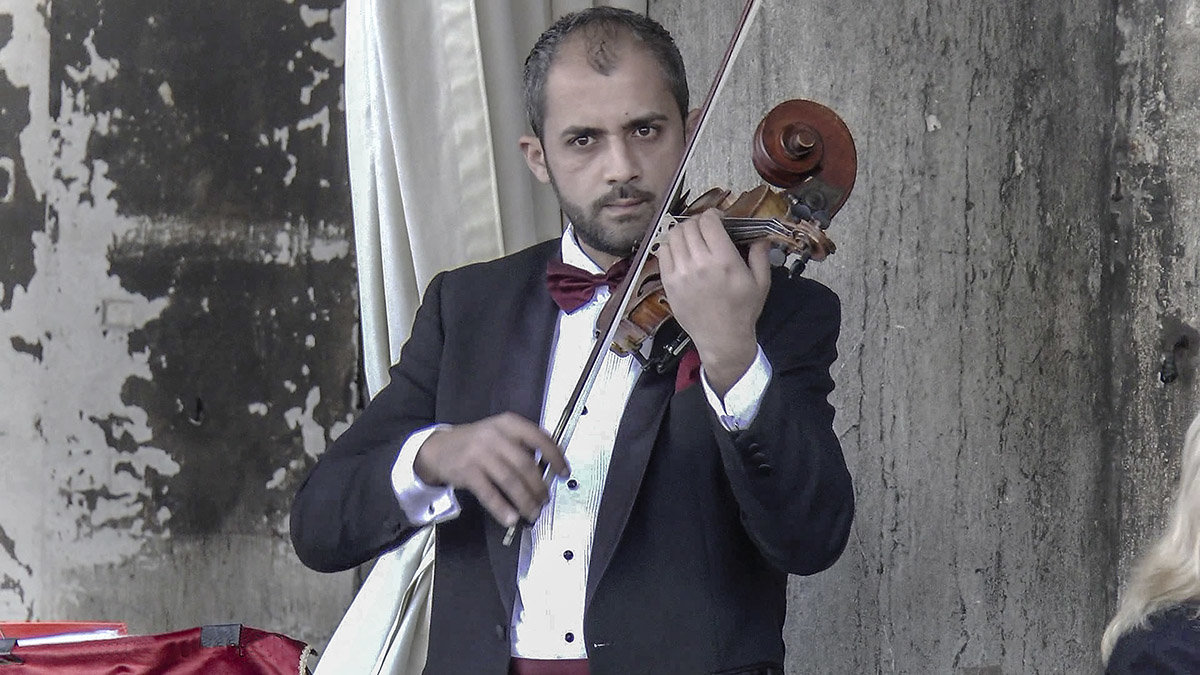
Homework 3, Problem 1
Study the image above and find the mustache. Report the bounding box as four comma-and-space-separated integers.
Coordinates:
593, 184, 656, 209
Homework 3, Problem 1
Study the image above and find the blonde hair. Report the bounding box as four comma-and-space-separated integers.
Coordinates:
1101, 411, 1200, 662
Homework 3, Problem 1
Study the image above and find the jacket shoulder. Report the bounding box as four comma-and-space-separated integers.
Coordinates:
420, 239, 559, 311
764, 269, 841, 323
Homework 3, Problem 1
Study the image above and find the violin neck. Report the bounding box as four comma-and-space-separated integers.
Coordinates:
721, 217, 788, 245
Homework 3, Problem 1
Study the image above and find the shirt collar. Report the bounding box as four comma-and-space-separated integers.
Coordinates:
560, 225, 604, 274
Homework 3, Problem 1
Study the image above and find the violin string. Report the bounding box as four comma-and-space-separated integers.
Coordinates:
722, 218, 798, 245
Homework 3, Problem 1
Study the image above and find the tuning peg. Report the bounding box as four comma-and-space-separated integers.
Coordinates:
787, 256, 808, 278
768, 246, 787, 267
787, 200, 812, 222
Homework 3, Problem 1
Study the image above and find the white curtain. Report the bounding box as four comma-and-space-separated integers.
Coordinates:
319, 1, 645, 673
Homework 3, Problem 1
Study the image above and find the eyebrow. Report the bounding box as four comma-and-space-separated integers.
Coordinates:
558, 113, 671, 142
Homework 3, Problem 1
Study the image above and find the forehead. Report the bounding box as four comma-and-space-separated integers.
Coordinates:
541, 36, 679, 132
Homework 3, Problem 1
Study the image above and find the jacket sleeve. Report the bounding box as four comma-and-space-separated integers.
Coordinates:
290, 272, 448, 573
710, 276, 855, 575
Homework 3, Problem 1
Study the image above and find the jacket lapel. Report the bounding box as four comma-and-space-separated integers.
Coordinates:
483, 242, 560, 618
585, 363, 675, 608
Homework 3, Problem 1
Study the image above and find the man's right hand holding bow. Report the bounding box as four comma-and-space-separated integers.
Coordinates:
414, 413, 570, 529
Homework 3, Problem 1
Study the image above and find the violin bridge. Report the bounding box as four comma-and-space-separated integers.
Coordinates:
647, 214, 680, 255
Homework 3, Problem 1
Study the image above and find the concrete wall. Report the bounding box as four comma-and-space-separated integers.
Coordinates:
652, 0, 1199, 672
0, 0, 356, 648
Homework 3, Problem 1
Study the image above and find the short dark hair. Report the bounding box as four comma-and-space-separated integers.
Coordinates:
522, 7, 689, 139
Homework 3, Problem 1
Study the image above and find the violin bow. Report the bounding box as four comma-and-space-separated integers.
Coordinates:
505, 0, 762, 546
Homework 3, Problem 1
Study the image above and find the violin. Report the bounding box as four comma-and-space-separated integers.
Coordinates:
600, 98, 857, 373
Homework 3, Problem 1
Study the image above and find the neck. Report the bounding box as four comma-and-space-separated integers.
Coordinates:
579, 244, 622, 271
569, 230, 623, 271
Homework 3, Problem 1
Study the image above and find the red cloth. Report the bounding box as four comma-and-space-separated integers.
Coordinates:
510, 657, 590, 675
675, 347, 702, 392
545, 259, 631, 312
0, 625, 309, 674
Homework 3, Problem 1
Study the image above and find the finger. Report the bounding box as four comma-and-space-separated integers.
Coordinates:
493, 442, 551, 505
695, 208, 732, 254
485, 454, 546, 523
497, 413, 570, 477
464, 471, 520, 528
663, 230, 688, 271
674, 213, 709, 262
528, 435, 570, 478
656, 237, 675, 276
747, 239, 772, 291
494, 412, 557, 454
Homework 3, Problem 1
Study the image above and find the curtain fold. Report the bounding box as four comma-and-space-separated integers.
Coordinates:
324, 2, 646, 672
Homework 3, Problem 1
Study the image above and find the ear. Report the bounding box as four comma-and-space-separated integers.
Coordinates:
520, 135, 551, 184
685, 108, 701, 142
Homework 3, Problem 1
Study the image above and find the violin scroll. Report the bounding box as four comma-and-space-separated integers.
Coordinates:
752, 99, 857, 217
680, 98, 855, 277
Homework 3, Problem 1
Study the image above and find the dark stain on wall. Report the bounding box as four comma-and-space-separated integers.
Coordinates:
50, 0, 348, 222
0, 11, 45, 311
9, 336, 43, 361
47, 0, 358, 538
111, 240, 357, 535
0, 523, 31, 616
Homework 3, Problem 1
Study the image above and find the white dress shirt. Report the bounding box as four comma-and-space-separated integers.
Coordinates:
389, 227, 772, 658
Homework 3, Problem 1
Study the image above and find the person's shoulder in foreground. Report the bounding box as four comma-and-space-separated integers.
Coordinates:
1106, 602, 1200, 674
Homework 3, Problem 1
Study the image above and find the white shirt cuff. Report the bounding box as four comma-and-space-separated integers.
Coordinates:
701, 345, 772, 431
390, 424, 461, 524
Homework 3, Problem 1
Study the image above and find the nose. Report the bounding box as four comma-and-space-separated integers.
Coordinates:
603, 138, 640, 184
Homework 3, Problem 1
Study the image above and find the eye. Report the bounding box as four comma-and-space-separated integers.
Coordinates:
569, 134, 594, 148
633, 125, 658, 138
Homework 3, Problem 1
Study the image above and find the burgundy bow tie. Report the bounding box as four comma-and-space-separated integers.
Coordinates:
545, 258, 632, 312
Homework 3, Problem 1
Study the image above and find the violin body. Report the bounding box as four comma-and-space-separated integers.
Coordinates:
601, 98, 857, 369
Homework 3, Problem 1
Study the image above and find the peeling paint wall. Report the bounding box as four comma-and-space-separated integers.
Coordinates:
1, 0, 356, 647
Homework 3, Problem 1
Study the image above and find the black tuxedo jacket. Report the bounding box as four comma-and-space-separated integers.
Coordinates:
291, 239, 854, 675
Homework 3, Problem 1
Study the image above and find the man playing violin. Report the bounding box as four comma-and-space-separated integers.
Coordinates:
291, 8, 853, 675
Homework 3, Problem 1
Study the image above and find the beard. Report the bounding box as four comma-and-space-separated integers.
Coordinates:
550, 179, 658, 259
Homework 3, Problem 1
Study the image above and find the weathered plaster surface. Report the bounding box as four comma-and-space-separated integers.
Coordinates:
1109, 0, 1200, 586
1, 0, 356, 645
